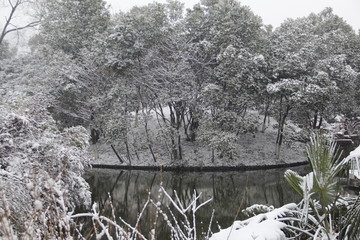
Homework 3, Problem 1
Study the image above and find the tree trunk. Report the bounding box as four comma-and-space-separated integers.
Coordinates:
313, 111, 318, 129
138, 86, 157, 162
134, 150, 140, 162
90, 128, 100, 144
168, 102, 178, 160
124, 139, 132, 165
190, 119, 199, 142
188, 108, 199, 142
262, 97, 270, 133
183, 111, 190, 140
158, 103, 167, 123
134, 108, 139, 127
168, 101, 185, 161
318, 116, 323, 129
175, 102, 183, 160
178, 134, 182, 160
211, 149, 215, 163
111, 144, 124, 164
155, 103, 173, 161
275, 97, 291, 158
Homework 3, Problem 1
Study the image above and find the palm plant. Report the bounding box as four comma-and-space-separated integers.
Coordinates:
284, 133, 346, 239
305, 134, 343, 208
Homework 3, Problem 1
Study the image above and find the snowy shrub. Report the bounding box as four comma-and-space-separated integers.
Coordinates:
198, 127, 238, 160
283, 121, 311, 144
197, 109, 260, 161
0, 104, 91, 237
212, 111, 239, 132
197, 112, 242, 160
236, 113, 260, 134
0, 55, 94, 238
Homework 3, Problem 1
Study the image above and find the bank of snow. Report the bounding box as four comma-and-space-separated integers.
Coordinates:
210, 203, 297, 240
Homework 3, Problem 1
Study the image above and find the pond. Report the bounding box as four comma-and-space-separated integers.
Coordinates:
84, 165, 308, 238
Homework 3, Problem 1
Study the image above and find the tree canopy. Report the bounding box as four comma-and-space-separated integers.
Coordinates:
2, 0, 360, 167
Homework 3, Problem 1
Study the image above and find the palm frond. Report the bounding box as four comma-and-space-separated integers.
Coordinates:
341, 195, 360, 239
284, 169, 305, 196
305, 134, 341, 207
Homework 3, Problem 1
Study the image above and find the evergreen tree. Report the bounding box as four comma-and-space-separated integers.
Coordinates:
39, 0, 110, 56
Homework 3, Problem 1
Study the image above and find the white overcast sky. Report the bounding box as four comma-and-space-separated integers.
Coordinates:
0, 0, 359, 49
106, 0, 360, 32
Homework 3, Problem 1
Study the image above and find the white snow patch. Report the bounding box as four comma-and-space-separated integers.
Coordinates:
34, 200, 43, 211
210, 203, 296, 240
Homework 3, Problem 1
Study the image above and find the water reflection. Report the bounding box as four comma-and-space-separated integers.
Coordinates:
84, 166, 308, 237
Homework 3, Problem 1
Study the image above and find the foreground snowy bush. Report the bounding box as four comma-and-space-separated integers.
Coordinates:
0, 104, 91, 237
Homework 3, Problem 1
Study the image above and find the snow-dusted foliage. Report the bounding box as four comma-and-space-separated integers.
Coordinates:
39, 0, 110, 56
0, 57, 91, 237
0, 40, 12, 60
0, 105, 91, 236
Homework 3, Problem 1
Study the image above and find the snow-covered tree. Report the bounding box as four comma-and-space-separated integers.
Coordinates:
185, 0, 266, 159
100, 1, 193, 162
39, 0, 110, 56
267, 8, 359, 156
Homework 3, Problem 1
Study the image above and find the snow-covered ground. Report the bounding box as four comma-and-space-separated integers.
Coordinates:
210, 203, 297, 240
90, 108, 307, 168
344, 145, 360, 180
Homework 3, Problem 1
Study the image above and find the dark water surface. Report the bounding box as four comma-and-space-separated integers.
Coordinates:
84, 165, 308, 238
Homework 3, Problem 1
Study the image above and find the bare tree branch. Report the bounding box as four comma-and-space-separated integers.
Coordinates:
4, 20, 40, 34
0, 0, 39, 45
